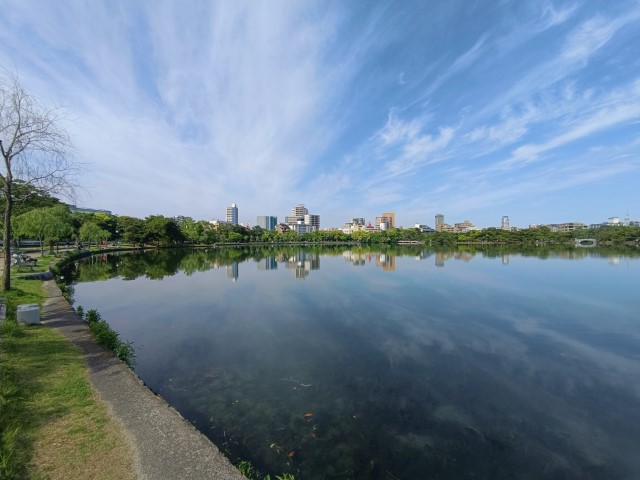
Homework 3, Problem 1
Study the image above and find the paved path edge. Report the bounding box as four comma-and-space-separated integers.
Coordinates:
41, 280, 243, 480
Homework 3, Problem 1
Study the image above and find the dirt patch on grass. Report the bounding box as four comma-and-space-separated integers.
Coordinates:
31, 392, 136, 480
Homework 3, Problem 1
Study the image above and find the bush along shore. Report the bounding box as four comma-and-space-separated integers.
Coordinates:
77, 306, 135, 368
54, 262, 136, 369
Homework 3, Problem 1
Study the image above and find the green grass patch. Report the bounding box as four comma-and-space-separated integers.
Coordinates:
1, 278, 48, 321
0, 321, 89, 478
0, 280, 134, 479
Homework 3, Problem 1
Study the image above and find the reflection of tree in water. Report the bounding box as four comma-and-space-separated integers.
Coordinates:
62, 245, 640, 284
62, 246, 640, 479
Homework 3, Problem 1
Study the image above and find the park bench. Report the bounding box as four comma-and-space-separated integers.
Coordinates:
12, 254, 37, 271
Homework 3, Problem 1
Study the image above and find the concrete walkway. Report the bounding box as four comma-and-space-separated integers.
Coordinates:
40, 280, 244, 480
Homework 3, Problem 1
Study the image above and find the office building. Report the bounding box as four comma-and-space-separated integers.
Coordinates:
68, 205, 112, 215
435, 214, 444, 228
289, 204, 309, 222
257, 216, 278, 231
382, 212, 395, 228
376, 213, 394, 230
454, 220, 478, 233
226, 203, 238, 225
304, 214, 320, 231
502, 216, 510, 230
285, 204, 320, 232
291, 222, 313, 234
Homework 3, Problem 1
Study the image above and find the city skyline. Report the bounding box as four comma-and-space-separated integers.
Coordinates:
2, 1, 639, 227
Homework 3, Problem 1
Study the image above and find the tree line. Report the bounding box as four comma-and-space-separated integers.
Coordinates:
9, 190, 640, 251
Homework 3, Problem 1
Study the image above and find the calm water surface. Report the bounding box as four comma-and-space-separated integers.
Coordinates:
62, 247, 640, 479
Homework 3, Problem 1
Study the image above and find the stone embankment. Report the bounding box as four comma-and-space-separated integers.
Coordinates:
40, 280, 243, 480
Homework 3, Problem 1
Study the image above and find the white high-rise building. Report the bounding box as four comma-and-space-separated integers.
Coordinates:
291, 204, 309, 218
502, 216, 510, 230
286, 204, 309, 226
304, 214, 320, 231
226, 203, 238, 225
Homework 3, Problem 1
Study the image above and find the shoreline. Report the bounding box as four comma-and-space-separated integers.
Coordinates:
40, 279, 243, 480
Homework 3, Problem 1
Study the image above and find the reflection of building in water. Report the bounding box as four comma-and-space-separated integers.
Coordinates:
257, 256, 277, 271
609, 256, 620, 266
286, 251, 320, 279
434, 251, 473, 266
502, 254, 510, 265
415, 250, 434, 260
343, 250, 367, 266
343, 251, 397, 270
375, 254, 396, 271
454, 252, 474, 262
226, 262, 239, 282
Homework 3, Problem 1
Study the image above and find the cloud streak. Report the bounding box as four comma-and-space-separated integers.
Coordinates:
1, 0, 639, 227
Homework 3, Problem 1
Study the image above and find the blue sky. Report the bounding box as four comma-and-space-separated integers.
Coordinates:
1, 0, 639, 228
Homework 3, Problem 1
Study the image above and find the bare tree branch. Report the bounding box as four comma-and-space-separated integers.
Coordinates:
1, 71, 79, 290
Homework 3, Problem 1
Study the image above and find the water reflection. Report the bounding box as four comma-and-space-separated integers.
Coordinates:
67, 246, 640, 284
62, 246, 640, 479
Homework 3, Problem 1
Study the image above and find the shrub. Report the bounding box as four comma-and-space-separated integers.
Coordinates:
88, 320, 119, 351
85, 309, 102, 324
84, 308, 135, 368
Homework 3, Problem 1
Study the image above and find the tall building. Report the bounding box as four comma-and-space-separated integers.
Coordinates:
304, 214, 320, 231
257, 216, 278, 231
286, 204, 308, 226
376, 212, 395, 230
226, 203, 238, 225
291, 204, 309, 218
454, 220, 477, 233
286, 204, 321, 233
502, 216, 510, 230
382, 212, 395, 228
435, 214, 444, 228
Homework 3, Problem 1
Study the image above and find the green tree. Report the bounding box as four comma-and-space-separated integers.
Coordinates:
145, 215, 185, 246
79, 222, 109, 247
117, 216, 147, 245
0, 180, 61, 221
13, 204, 74, 254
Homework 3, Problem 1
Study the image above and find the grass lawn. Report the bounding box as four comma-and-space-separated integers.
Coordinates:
1, 277, 135, 479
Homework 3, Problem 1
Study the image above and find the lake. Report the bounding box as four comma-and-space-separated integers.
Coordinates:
60, 246, 640, 479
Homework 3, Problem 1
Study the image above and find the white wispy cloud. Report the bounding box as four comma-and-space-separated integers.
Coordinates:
1, 0, 639, 227
500, 79, 640, 168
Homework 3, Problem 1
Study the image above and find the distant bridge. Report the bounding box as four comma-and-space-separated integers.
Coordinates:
575, 238, 597, 247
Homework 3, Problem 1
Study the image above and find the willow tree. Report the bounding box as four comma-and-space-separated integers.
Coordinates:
0, 73, 76, 290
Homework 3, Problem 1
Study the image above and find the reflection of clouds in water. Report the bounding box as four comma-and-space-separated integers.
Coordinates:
500, 310, 640, 394
339, 282, 640, 473
70, 249, 640, 478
